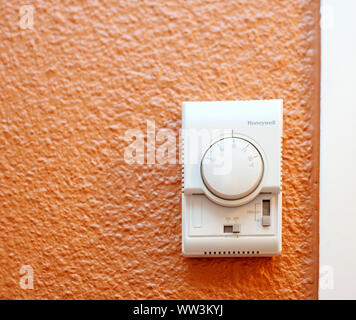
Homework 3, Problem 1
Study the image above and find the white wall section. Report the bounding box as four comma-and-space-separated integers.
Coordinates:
320, 0, 356, 299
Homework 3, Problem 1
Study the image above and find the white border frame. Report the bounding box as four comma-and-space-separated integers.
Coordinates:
320, 0, 356, 299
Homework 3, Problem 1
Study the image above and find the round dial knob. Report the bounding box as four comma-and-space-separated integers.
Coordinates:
201, 137, 263, 200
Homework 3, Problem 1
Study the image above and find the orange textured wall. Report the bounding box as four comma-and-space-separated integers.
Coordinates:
0, 0, 320, 299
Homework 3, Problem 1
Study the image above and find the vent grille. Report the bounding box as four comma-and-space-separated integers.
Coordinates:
203, 250, 260, 256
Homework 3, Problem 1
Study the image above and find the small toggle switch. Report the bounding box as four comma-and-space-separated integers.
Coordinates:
232, 224, 241, 233
262, 200, 271, 226
224, 224, 240, 233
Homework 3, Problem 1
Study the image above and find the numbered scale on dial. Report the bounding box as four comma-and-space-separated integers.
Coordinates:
201, 137, 264, 200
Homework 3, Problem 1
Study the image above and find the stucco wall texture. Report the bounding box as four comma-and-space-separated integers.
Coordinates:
0, 0, 320, 299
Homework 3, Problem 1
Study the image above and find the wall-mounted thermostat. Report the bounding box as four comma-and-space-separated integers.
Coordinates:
182, 100, 282, 257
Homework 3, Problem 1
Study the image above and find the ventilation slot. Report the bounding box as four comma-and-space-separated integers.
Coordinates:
204, 250, 260, 256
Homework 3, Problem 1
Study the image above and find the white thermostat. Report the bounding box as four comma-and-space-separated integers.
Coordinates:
182, 100, 282, 257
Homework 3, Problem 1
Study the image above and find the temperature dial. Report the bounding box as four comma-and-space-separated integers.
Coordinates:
201, 137, 264, 200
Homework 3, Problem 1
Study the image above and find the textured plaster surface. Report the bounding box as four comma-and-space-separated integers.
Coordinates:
0, 0, 320, 299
